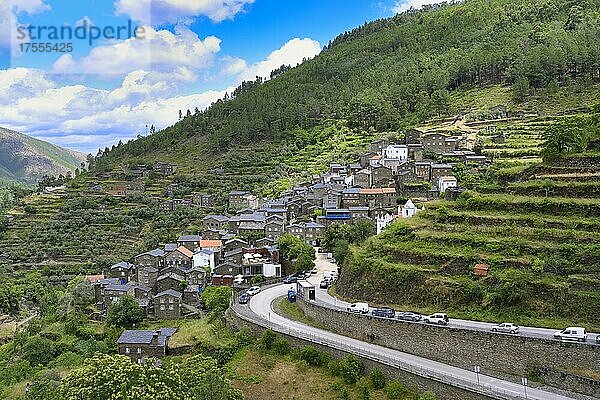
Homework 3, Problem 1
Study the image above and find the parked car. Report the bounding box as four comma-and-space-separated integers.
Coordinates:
397, 312, 422, 322
347, 302, 369, 314
311, 267, 318, 274
371, 307, 395, 318
554, 327, 587, 342
330, 270, 338, 279
424, 313, 449, 325
319, 279, 329, 289
238, 293, 250, 304
283, 275, 298, 284
491, 323, 519, 334
596, 334, 600, 344
246, 286, 261, 296
287, 289, 296, 303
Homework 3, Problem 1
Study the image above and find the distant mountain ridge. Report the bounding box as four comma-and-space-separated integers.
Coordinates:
0, 126, 86, 184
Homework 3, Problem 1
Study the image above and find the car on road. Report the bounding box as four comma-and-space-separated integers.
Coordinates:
311, 267, 318, 274
319, 279, 329, 289
491, 322, 519, 334
424, 313, 449, 325
596, 335, 600, 344
347, 302, 369, 314
397, 312, 422, 322
238, 292, 250, 304
246, 286, 261, 296
283, 275, 298, 284
554, 327, 587, 342
371, 307, 395, 318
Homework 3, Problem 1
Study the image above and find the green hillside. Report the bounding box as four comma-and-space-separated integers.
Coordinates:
1, 0, 600, 326
0, 127, 85, 185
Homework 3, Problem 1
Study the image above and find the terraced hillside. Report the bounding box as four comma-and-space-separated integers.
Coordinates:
338, 154, 600, 330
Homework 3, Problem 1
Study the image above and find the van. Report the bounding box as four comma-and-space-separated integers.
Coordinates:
347, 302, 369, 314
554, 327, 587, 342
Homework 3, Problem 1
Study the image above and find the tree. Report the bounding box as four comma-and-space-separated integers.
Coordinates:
105, 295, 144, 328
351, 218, 375, 243
541, 117, 588, 160
201, 286, 232, 314
277, 234, 315, 272
57, 354, 243, 400
512, 75, 530, 103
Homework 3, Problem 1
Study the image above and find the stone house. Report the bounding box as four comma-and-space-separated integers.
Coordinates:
431, 164, 454, 183
153, 162, 178, 175
228, 191, 250, 210
371, 165, 392, 186
264, 219, 285, 240
154, 290, 182, 320
304, 222, 325, 245
348, 207, 370, 222
370, 139, 389, 154
202, 215, 229, 231
285, 223, 305, 241
414, 162, 432, 181
354, 170, 371, 189
110, 262, 135, 283
341, 188, 361, 208
223, 248, 243, 265
359, 188, 397, 208
101, 283, 132, 308
156, 272, 186, 293
405, 128, 423, 145
177, 235, 201, 252
134, 248, 165, 270
136, 266, 159, 290
213, 262, 241, 276
193, 193, 215, 208
359, 152, 378, 167
186, 266, 207, 287
164, 246, 193, 270
117, 328, 177, 364
224, 238, 248, 253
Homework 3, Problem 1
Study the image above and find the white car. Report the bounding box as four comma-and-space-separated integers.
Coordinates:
347, 302, 369, 314
423, 313, 449, 325
554, 327, 587, 342
491, 323, 519, 334
246, 286, 261, 296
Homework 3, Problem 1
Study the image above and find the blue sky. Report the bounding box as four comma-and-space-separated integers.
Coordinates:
0, 0, 430, 153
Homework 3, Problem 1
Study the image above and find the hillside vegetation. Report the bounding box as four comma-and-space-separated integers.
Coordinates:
0, 127, 85, 185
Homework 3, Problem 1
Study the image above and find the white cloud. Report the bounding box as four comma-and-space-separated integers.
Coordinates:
392, 0, 440, 13
241, 38, 321, 81
114, 0, 254, 25
53, 25, 221, 79
0, 36, 321, 153
0, 0, 50, 51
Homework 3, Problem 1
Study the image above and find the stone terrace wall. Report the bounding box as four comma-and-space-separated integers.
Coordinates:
297, 298, 600, 398
225, 309, 494, 400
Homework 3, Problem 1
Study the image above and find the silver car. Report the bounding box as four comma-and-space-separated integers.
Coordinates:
491, 322, 519, 334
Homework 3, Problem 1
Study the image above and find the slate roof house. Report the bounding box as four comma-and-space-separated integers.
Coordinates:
117, 328, 177, 363
154, 290, 182, 320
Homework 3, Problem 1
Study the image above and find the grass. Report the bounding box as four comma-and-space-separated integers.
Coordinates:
274, 297, 324, 330
143, 318, 237, 349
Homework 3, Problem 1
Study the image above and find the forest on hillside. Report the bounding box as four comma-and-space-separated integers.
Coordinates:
94, 0, 600, 169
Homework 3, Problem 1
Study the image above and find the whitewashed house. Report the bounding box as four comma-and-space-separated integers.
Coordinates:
193, 249, 216, 273
384, 144, 408, 161
376, 213, 395, 234
438, 176, 458, 193
400, 199, 417, 218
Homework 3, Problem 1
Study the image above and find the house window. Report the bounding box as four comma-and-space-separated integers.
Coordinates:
160, 305, 165, 311
169, 305, 174, 310
137, 348, 141, 354
137, 358, 142, 364
125, 347, 130, 354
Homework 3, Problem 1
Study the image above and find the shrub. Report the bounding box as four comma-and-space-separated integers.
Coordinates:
340, 354, 363, 384
257, 329, 277, 350
21, 337, 57, 366
385, 379, 408, 399
235, 326, 255, 346
297, 346, 322, 366
273, 338, 291, 355
419, 391, 437, 400
369, 368, 386, 390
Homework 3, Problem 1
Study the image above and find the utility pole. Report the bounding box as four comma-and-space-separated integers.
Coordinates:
474, 366, 481, 385
521, 377, 528, 400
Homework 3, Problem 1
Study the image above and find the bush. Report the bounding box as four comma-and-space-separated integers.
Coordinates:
21, 337, 57, 366
419, 391, 437, 400
201, 286, 232, 314
340, 354, 363, 384
385, 379, 408, 399
105, 295, 144, 328
235, 326, 255, 346
273, 338, 291, 355
297, 346, 322, 366
257, 329, 277, 350
369, 368, 386, 389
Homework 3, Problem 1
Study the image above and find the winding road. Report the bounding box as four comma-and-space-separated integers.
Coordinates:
308, 253, 600, 345
239, 284, 577, 400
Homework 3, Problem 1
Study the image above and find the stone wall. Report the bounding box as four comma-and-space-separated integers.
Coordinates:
225, 309, 494, 400
296, 299, 600, 398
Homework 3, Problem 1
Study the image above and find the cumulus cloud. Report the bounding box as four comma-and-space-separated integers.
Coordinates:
241, 37, 321, 81
53, 25, 221, 78
114, 0, 254, 25
0, 0, 50, 51
0, 36, 321, 153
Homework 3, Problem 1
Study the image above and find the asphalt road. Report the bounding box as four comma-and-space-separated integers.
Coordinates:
245, 284, 577, 400
308, 252, 600, 346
